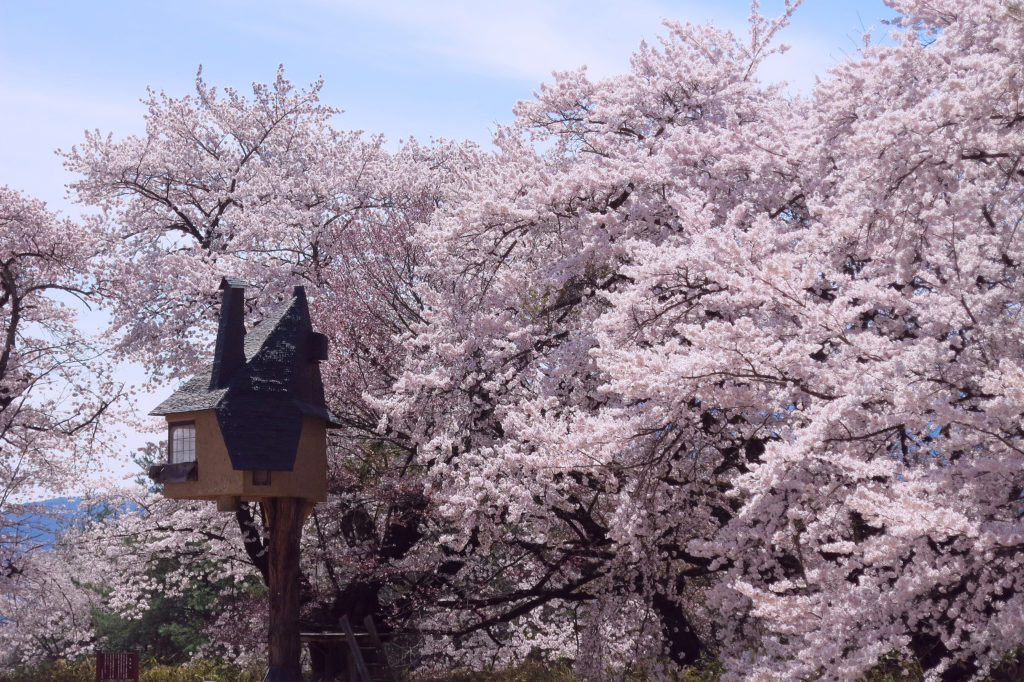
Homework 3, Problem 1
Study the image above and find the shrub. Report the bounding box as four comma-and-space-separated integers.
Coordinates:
0, 656, 259, 682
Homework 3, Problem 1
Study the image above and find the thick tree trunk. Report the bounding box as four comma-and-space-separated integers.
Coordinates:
263, 497, 305, 682
651, 592, 704, 667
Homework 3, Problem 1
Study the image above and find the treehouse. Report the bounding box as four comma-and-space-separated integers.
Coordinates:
147, 277, 337, 510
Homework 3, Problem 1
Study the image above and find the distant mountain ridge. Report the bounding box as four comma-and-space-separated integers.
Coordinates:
3, 496, 138, 549
3, 497, 85, 549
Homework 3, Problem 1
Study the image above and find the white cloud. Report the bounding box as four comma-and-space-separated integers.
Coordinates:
288, 0, 885, 93
300, 0, 732, 82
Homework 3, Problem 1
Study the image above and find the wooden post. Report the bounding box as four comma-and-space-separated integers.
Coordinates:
263, 497, 304, 682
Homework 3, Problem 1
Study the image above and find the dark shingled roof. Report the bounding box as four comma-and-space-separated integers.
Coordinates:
151, 281, 338, 471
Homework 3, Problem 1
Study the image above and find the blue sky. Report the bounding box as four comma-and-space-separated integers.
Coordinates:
0, 0, 894, 492
2, 0, 894, 214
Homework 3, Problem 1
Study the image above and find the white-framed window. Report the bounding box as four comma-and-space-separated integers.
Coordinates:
168, 422, 196, 464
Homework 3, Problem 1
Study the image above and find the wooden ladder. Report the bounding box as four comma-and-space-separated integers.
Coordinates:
339, 615, 395, 682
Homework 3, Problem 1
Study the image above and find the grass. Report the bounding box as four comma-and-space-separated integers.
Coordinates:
408, 657, 723, 682
0, 656, 259, 682
4, 650, 1020, 682
408, 659, 576, 682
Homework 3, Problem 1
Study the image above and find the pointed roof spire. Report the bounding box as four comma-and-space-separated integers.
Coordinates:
211, 277, 248, 389
151, 281, 338, 471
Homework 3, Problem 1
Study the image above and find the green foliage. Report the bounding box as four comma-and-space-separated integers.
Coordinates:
0, 657, 93, 682
0, 657, 257, 682
857, 653, 923, 682
6, 645, 1018, 682
87, 538, 265, 665
138, 658, 259, 682
407, 656, 724, 682
988, 649, 1024, 682
89, 577, 226, 663
131, 443, 165, 492
678, 657, 724, 682
408, 659, 575, 682
90, 594, 202, 664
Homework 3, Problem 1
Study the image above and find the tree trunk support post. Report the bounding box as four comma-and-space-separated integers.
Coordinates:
263, 497, 305, 682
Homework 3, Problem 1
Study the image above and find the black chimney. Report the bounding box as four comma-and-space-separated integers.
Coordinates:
211, 277, 247, 389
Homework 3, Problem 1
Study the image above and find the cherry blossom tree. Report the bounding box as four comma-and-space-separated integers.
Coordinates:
61, 67, 483, 671
383, 4, 805, 673
696, 1, 1024, 679
0, 187, 120, 597
388, 0, 1024, 679
0, 542, 100, 666
0, 490, 266, 668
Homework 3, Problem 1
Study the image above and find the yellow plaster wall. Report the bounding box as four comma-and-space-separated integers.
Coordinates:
162, 409, 244, 501
241, 417, 327, 502
161, 411, 327, 503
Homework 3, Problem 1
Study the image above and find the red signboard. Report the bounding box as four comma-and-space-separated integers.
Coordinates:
95, 652, 139, 682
